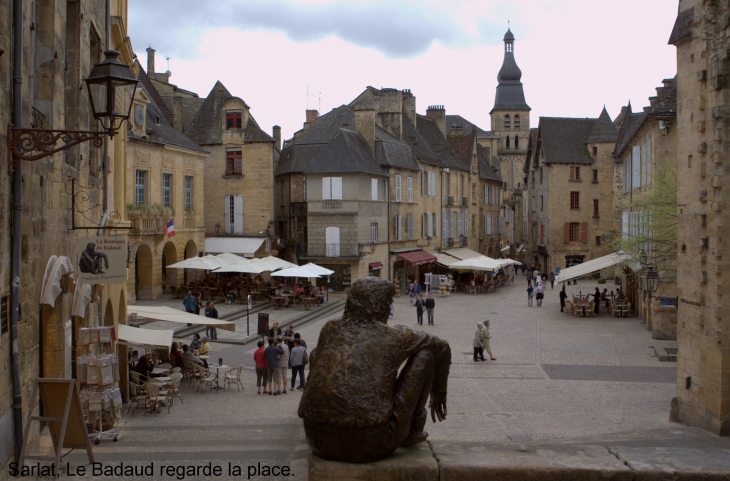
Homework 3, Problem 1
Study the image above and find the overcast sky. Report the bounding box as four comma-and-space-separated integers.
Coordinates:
129, 0, 678, 141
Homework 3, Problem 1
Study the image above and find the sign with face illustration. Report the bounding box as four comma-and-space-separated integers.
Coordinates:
75, 236, 127, 284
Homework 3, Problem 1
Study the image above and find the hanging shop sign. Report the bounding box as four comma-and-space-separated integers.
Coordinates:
75, 236, 127, 284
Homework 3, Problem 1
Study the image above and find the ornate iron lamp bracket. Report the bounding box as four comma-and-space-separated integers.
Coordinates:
70, 178, 131, 231
7, 124, 106, 172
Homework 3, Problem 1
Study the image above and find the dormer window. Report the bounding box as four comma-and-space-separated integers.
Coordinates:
504, 115, 511, 129
514, 115, 520, 129
226, 110, 242, 130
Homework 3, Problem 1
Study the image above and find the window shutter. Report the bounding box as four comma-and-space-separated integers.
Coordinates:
371, 178, 378, 200
421, 172, 425, 195
564, 222, 570, 244
427, 213, 433, 237
225, 195, 232, 233
408, 215, 414, 240
395, 175, 402, 202
580, 222, 588, 243
332, 177, 343, 200
464, 215, 469, 237
322, 177, 330, 200
457, 211, 462, 236
234, 195, 244, 234
407, 177, 413, 202
631, 146, 640, 190
442, 210, 447, 238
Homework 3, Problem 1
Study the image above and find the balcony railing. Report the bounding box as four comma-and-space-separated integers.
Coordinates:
446, 237, 454, 247
445, 196, 454, 206
461, 197, 468, 207
297, 243, 359, 259
130, 215, 169, 235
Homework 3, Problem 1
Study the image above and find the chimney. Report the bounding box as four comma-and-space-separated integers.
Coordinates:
272, 125, 281, 151
426, 105, 446, 136
355, 109, 376, 153
146, 47, 155, 74
450, 125, 464, 135
303, 109, 319, 132
402, 89, 416, 123
649, 96, 658, 108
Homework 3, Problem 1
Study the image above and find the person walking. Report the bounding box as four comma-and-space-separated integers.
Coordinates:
204, 301, 218, 340
593, 287, 601, 315
527, 283, 534, 307
559, 284, 567, 312
264, 338, 284, 395
425, 294, 436, 325
481, 320, 496, 360
536, 283, 544, 307
253, 340, 268, 394
473, 323, 485, 362
549, 272, 555, 289
527, 269, 533, 286
413, 294, 425, 326
277, 336, 290, 394
183, 291, 196, 326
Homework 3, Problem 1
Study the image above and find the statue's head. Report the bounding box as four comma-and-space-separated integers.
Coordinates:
86, 242, 96, 252
343, 277, 394, 325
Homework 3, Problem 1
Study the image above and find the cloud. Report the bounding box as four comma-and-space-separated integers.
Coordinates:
128, 0, 506, 60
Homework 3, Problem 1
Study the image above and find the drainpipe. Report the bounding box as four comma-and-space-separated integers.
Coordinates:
10, 0, 24, 462
101, 0, 111, 214
386, 176, 391, 282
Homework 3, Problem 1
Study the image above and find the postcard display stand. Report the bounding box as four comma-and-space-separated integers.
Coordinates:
76, 326, 124, 444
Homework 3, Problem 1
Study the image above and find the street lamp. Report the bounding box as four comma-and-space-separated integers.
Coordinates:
8, 49, 136, 170
85, 50, 138, 137
215, 223, 222, 235
641, 265, 660, 298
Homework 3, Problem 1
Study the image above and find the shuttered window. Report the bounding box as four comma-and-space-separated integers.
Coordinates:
371, 178, 378, 201
225, 195, 244, 234
322, 177, 343, 200
407, 177, 413, 202
395, 175, 402, 202
407, 215, 414, 240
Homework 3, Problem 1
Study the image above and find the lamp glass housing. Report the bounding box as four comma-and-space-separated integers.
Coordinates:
84, 50, 138, 135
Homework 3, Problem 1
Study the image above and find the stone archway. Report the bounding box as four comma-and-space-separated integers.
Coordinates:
103, 298, 115, 327
135, 243, 154, 300
184, 239, 198, 285
162, 241, 178, 294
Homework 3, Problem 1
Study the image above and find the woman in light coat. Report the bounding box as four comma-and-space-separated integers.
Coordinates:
473, 323, 485, 362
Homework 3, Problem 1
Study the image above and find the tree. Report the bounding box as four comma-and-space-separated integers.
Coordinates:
606, 159, 677, 281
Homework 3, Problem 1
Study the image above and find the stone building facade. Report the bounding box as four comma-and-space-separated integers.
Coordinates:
125, 68, 208, 302
524, 109, 617, 274
669, 0, 730, 435
613, 79, 678, 338
0, 0, 134, 472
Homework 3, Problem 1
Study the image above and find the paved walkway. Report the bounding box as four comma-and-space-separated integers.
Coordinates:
48, 278, 713, 479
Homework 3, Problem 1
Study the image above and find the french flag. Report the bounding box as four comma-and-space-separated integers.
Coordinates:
162, 220, 176, 238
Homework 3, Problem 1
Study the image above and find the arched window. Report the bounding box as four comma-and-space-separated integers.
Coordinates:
504, 115, 511, 129
515, 136, 519, 149
514, 115, 520, 129
505, 136, 510, 148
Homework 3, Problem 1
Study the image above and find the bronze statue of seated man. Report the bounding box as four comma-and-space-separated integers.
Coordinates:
298, 277, 451, 463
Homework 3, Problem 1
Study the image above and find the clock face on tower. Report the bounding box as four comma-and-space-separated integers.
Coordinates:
134, 104, 145, 127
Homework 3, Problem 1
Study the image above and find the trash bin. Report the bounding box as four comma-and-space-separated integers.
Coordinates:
257, 313, 269, 337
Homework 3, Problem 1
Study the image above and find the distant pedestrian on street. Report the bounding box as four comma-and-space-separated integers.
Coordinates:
527, 283, 534, 307
481, 320, 495, 360
536, 284, 544, 307
183, 291, 196, 326
204, 301, 218, 340
527, 270, 533, 286
413, 294, 425, 326
473, 323, 485, 362
415, 281, 422, 296
594, 287, 601, 315
293, 332, 307, 349
549, 272, 555, 289
559, 285, 567, 312
408, 282, 415, 304
290, 339, 308, 390
264, 338, 284, 395
425, 294, 435, 325
277, 336, 290, 394
253, 340, 268, 394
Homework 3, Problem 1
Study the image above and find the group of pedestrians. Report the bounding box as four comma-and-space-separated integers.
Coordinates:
182, 291, 219, 339
472, 320, 496, 362
412, 293, 436, 325
253, 322, 309, 395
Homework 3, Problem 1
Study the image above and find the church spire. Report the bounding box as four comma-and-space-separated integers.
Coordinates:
490, 28, 530, 114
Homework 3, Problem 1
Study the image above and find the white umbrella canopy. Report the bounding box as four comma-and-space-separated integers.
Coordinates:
449, 256, 501, 272
167, 255, 224, 270
250, 256, 296, 271
216, 260, 268, 274
271, 265, 322, 278
302, 263, 334, 275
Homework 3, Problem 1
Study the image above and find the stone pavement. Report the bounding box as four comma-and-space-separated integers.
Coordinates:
42, 277, 730, 479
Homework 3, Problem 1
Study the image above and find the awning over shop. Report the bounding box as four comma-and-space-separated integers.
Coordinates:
117, 324, 174, 351
555, 251, 635, 283
397, 249, 437, 266
450, 256, 501, 272
205, 237, 265, 257
127, 305, 236, 332
40, 256, 74, 306
443, 248, 482, 260
500, 245, 511, 252
516, 244, 525, 254
369, 262, 383, 271
430, 252, 458, 268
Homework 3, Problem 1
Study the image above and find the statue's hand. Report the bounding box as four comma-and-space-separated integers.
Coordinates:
429, 391, 447, 423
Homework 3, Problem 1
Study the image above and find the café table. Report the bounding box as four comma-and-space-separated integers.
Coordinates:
151, 367, 169, 376
149, 376, 171, 384
208, 364, 228, 391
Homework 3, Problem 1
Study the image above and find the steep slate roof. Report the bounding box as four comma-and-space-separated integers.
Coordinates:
129, 84, 207, 153
243, 115, 274, 143
446, 132, 473, 170
478, 146, 502, 182
298, 105, 355, 144
375, 125, 420, 171
668, 7, 693, 45
303, 129, 388, 177
491, 29, 530, 113
136, 64, 175, 126
539, 117, 597, 165
185, 81, 232, 144
402, 114, 440, 166
586, 107, 618, 143
524, 128, 539, 172
416, 115, 464, 170
613, 111, 644, 159
444, 115, 490, 137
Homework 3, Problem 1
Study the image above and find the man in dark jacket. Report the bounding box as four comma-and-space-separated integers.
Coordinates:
425, 294, 436, 325
204, 302, 218, 340
264, 338, 284, 395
